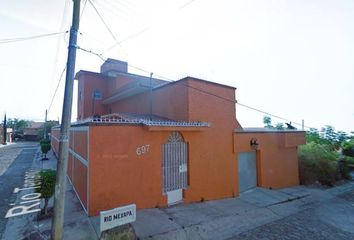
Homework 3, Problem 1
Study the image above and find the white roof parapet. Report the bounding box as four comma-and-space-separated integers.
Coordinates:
71, 115, 210, 127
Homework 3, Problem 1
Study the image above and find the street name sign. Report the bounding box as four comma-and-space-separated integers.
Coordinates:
100, 204, 136, 232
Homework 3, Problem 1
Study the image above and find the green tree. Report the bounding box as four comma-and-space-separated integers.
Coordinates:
263, 116, 273, 128
36, 170, 56, 215
40, 139, 51, 160
37, 120, 59, 140
4, 118, 32, 139
263, 116, 294, 130
275, 123, 284, 130
5, 118, 30, 132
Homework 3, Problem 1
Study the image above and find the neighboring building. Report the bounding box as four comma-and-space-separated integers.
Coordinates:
0, 125, 13, 144
51, 59, 305, 216
23, 122, 44, 141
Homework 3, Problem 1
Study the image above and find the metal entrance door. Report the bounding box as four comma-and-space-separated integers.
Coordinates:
238, 152, 257, 193
162, 132, 188, 205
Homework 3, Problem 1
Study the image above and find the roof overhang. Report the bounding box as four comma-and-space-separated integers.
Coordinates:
145, 126, 209, 131
102, 82, 150, 104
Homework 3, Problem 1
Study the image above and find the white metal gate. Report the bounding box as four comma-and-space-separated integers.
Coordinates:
238, 151, 257, 193
162, 132, 188, 204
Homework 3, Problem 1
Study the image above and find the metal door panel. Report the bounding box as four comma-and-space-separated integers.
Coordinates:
162, 142, 188, 193
238, 152, 257, 193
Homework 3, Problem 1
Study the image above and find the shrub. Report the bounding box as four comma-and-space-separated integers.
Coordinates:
40, 139, 51, 154
338, 157, 352, 180
36, 169, 56, 215
342, 139, 354, 157
345, 156, 354, 165
299, 142, 339, 186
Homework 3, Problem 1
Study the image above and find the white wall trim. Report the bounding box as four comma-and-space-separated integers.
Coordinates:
51, 134, 60, 142
70, 126, 89, 131
87, 127, 90, 215
69, 148, 88, 167
66, 175, 88, 214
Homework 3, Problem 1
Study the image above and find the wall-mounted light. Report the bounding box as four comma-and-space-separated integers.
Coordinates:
250, 138, 259, 150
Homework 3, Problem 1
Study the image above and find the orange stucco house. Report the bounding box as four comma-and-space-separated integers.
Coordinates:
51, 59, 305, 216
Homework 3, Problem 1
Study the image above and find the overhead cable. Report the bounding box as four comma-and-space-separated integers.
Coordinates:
0, 31, 67, 44
48, 67, 66, 113
88, 0, 118, 41
76, 46, 314, 129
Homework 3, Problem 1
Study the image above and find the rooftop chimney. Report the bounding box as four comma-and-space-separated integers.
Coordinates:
100, 58, 128, 76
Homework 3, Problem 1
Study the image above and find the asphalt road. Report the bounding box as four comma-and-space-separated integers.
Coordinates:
230, 189, 354, 240
230, 207, 354, 240
0, 142, 38, 239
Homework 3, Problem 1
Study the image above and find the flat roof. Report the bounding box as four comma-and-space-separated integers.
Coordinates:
235, 128, 305, 133
68, 113, 210, 128
153, 76, 236, 91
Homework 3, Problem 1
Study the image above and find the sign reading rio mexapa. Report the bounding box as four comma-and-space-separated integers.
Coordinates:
100, 204, 136, 232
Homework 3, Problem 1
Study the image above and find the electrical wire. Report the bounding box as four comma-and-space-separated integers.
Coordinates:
0, 31, 67, 44
77, 46, 106, 61
236, 102, 314, 129
87, 0, 128, 57
102, 27, 149, 55
88, 0, 118, 41
48, 67, 66, 113
76, 46, 314, 129
81, 0, 88, 18
49, 0, 70, 110
180, 0, 197, 9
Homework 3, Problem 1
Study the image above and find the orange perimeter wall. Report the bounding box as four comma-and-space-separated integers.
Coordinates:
51, 127, 89, 212
234, 131, 306, 189
88, 123, 237, 216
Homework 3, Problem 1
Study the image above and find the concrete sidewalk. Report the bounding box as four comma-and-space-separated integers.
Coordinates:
2, 148, 98, 240
30, 150, 99, 240
3, 146, 354, 239
130, 183, 354, 240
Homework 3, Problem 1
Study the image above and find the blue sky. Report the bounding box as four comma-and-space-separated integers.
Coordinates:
0, 0, 353, 132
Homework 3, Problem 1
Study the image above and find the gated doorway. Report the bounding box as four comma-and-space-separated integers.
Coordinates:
162, 132, 188, 205
238, 151, 257, 193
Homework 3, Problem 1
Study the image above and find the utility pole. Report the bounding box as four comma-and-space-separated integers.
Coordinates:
43, 109, 47, 139
51, 0, 80, 239
3, 113, 6, 145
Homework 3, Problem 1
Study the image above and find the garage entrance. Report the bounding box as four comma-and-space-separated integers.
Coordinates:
238, 151, 257, 193
162, 132, 188, 205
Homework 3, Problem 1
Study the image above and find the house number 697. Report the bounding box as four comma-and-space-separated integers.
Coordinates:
136, 145, 150, 156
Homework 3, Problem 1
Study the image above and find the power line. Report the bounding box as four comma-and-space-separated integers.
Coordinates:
88, 0, 117, 41
87, 0, 128, 57
102, 27, 149, 55
0, 31, 67, 44
48, 67, 66, 113
81, 0, 88, 18
49, 1, 70, 110
237, 102, 295, 123
236, 102, 315, 129
77, 46, 106, 61
76, 46, 314, 129
180, 0, 197, 9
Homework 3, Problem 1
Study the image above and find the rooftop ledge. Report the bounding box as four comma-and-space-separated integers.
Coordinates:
70, 113, 210, 130
235, 128, 305, 133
